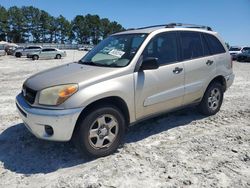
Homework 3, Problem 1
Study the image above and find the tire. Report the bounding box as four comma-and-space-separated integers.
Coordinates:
32, 55, 39, 60
198, 82, 224, 116
15, 52, 21, 58
74, 105, 126, 158
55, 54, 61, 59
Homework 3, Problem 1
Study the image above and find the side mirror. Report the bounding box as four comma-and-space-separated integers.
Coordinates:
140, 57, 159, 71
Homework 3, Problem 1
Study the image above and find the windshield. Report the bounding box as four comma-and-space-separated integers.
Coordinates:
242, 47, 250, 53
243, 49, 250, 54
79, 34, 148, 67
229, 47, 241, 51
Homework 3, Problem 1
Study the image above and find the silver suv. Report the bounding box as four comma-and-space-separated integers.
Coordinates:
16, 23, 234, 157
15, 46, 42, 57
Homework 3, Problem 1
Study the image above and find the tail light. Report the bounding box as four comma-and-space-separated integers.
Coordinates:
230, 56, 233, 68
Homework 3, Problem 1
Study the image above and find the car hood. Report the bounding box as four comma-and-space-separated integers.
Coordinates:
24, 62, 126, 91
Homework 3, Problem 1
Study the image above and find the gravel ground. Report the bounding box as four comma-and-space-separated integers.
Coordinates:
0, 51, 249, 188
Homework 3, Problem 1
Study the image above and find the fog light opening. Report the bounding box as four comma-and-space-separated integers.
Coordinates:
45, 125, 54, 136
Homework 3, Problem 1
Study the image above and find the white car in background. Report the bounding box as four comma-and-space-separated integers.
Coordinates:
15, 46, 42, 57
229, 46, 250, 60
27, 48, 66, 60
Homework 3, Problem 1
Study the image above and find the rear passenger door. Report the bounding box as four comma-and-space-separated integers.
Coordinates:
179, 31, 216, 105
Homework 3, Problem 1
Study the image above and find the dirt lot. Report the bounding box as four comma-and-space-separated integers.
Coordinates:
0, 51, 249, 188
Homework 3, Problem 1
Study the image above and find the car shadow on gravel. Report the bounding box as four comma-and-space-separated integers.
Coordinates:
0, 123, 91, 175
125, 107, 205, 143
0, 107, 205, 175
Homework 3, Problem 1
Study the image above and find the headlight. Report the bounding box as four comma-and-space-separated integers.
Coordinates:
39, 84, 78, 105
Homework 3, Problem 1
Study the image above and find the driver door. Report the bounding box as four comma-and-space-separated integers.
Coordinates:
134, 32, 185, 120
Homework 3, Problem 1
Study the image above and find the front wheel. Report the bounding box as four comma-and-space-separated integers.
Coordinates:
198, 82, 224, 116
74, 105, 126, 158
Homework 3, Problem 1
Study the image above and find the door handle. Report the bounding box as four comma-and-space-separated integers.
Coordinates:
173, 67, 183, 74
206, 60, 214, 66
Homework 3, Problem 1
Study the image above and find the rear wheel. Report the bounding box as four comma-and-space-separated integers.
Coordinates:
74, 105, 126, 158
32, 55, 39, 60
55, 54, 61, 59
198, 82, 224, 116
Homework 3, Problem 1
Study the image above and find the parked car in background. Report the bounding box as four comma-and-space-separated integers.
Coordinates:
229, 46, 250, 60
0, 45, 6, 56
78, 46, 93, 51
27, 48, 66, 60
15, 46, 42, 57
236, 49, 250, 62
229, 46, 242, 60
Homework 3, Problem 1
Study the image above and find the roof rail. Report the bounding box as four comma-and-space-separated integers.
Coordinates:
125, 23, 213, 32
137, 24, 169, 30
166, 23, 212, 31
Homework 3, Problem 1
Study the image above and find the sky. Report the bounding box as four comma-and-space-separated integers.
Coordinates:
1, 0, 250, 46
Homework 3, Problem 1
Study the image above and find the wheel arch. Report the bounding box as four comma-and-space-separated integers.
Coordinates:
56, 54, 61, 59
206, 75, 227, 92
72, 96, 130, 138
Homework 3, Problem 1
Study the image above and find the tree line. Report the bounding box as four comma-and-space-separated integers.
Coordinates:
0, 5, 124, 44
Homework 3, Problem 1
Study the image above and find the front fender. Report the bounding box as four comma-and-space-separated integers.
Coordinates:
63, 73, 136, 123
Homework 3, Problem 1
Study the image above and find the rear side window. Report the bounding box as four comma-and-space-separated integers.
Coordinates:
28, 46, 41, 49
204, 34, 225, 55
47, 49, 56, 51
180, 32, 203, 60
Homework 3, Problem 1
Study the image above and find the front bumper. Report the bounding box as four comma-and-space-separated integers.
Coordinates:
16, 93, 84, 141
225, 73, 235, 90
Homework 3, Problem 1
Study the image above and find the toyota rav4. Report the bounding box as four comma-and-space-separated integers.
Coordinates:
16, 23, 234, 157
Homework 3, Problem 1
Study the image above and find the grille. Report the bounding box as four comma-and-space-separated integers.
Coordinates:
22, 85, 37, 104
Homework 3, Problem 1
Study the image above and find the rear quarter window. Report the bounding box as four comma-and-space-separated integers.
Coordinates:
204, 34, 226, 55
180, 31, 203, 60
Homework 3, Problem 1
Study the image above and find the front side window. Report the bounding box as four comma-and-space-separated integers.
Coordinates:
180, 32, 203, 60
79, 34, 147, 67
143, 32, 178, 65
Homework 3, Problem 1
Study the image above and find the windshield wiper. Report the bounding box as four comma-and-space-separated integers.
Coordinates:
78, 60, 98, 66
78, 60, 121, 68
